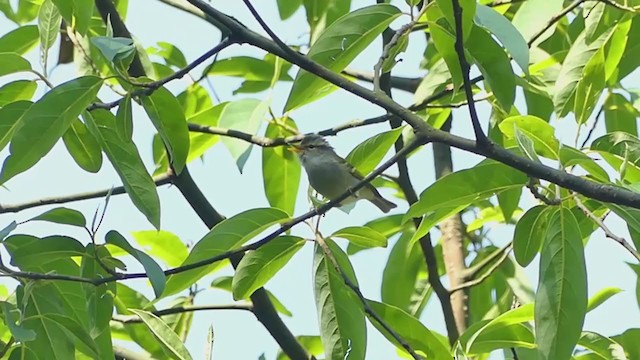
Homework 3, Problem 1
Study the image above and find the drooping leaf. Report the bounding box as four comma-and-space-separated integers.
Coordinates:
603, 93, 638, 136
128, 309, 193, 360
262, 119, 301, 216
474, 4, 529, 75
513, 205, 550, 267
85, 109, 161, 229
164, 208, 290, 297
0, 100, 32, 152
115, 93, 133, 140
435, 0, 476, 40
285, 4, 401, 111
499, 115, 560, 159
0, 80, 37, 106
1, 301, 36, 341
467, 24, 515, 111
0, 221, 17, 242
313, 239, 366, 360
37, 0, 61, 69
0, 76, 102, 185
232, 236, 305, 300
330, 226, 387, 249
218, 98, 268, 172
554, 27, 614, 118
367, 300, 450, 359
407, 160, 527, 220
141, 86, 190, 174
0, 25, 39, 54
29, 207, 86, 227
535, 207, 587, 360
62, 118, 103, 173
381, 231, 425, 312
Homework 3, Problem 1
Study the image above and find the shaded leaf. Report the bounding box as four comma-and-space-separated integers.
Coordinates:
29, 207, 86, 227
513, 205, 550, 266
0, 76, 102, 185
85, 109, 161, 229
131, 230, 188, 268
0, 100, 32, 152
285, 4, 401, 111
62, 118, 103, 173
232, 236, 305, 299
345, 127, 403, 175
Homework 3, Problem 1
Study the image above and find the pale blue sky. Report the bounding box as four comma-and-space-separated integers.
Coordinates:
0, 0, 638, 359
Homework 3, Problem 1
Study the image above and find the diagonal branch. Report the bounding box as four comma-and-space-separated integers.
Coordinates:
450, 0, 487, 144
449, 243, 513, 294
112, 303, 253, 324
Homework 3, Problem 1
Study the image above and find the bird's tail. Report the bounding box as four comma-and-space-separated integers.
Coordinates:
368, 196, 397, 213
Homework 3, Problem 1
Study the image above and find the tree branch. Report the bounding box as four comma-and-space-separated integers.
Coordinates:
451, 0, 487, 144
460, 242, 512, 281
573, 195, 640, 261
112, 304, 253, 324
342, 69, 421, 93
449, 244, 513, 294
0, 175, 171, 214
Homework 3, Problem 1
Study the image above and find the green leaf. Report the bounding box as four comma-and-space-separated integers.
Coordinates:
91, 37, 136, 69
435, 0, 476, 40
313, 239, 366, 360
128, 309, 193, 360
207, 56, 293, 82
407, 160, 527, 220
347, 214, 407, 255
262, 119, 301, 216
0, 25, 39, 54
574, 49, 605, 125
164, 208, 290, 297
9, 235, 85, 266
302, 0, 351, 44
535, 207, 587, 360
140, 86, 190, 174
210, 276, 293, 317
29, 207, 86, 227
1, 301, 35, 341
106, 230, 166, 299
554, 28, 614, 118
62, 118, 103, 173
276, 336, 324, 360
37, 0, 61, 68
425, 8, 463, 90
218, 98, 268, 172
605, 204, 640, 251
511, 0, 563, 45
604, 93, 638, 136
367, 300, 450, 359
276, 0, 302, 20
578, 331, 627, 360
0, 80, 37, 106
330, 226, 387, 248
184, 103, 227, 163
591, 132, 640, 183
0, 100, 32, 153
499, 115, 560, 159
558, 146, 610, 183
474, 4, 529, 75
131, 230, 188, 268
587, 287, 623, 313
345, 127, 403, 175
467, 25, 515, 111
232, 236, 305, 299
86, 109, 161, 229
513, 205, 550, 267
0, 76, 102, 185
0, 52, 32, 77
284, 4, 401, 111
149, 41, 187, 68
381, 231, 425, 312
461, 304, 535, 354
0, 221, 17, 242
116, 93, 133, 141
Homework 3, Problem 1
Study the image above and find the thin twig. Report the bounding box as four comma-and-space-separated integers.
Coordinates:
597, 0, 640, 12
0, 174, 172, 214
112, 304, 253, 324
580, 105, 604, 148
573, 195, 640, 261
373, 22, 414, 92
528, 0, 584, 46
313, 231, 422, 360
460, 242, 513, 281
451, 0, 488, 144
88, 38, 235, 111
449, 244, 513, 293
526, 178, 561, 205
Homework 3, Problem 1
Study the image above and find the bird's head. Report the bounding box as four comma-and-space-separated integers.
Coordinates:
290, 134, 333, 158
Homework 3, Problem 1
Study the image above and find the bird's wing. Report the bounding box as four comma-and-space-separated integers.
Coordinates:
335, 153, 384, 197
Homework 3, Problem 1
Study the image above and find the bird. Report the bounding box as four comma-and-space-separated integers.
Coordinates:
290, 134, 397, 213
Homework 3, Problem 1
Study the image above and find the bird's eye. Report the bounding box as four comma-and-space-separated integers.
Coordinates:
308, 145, 315, 149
